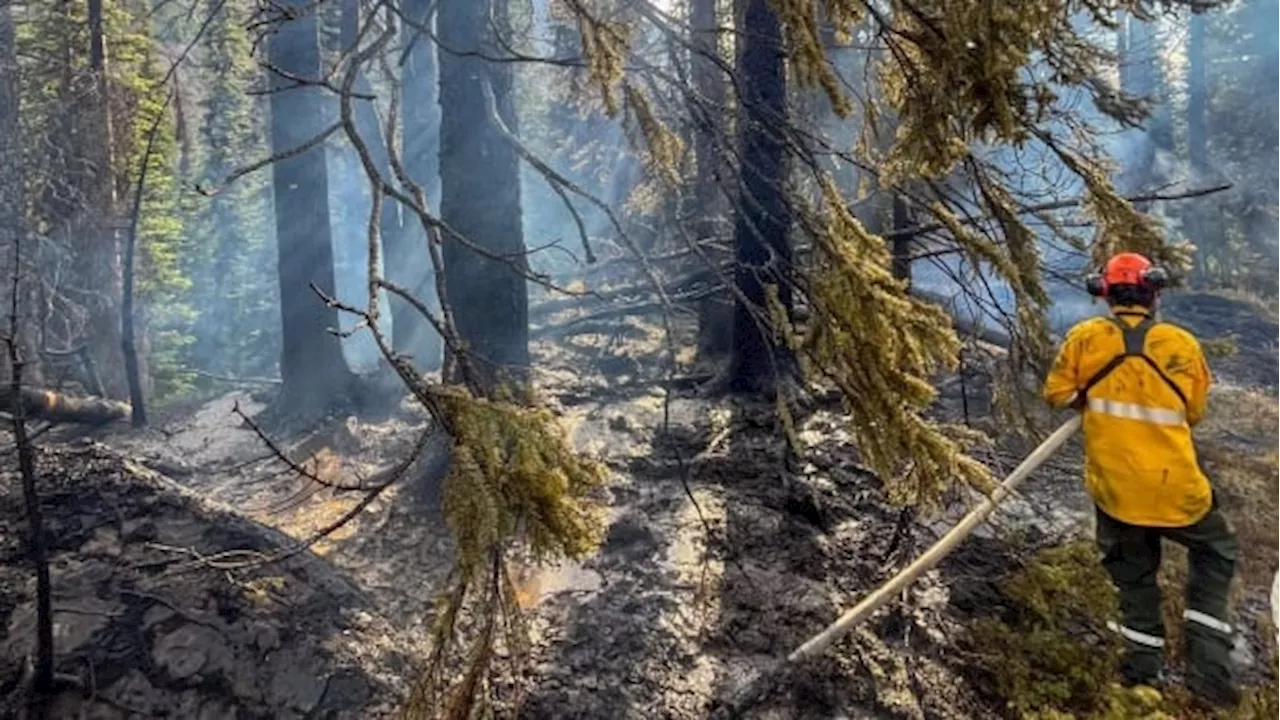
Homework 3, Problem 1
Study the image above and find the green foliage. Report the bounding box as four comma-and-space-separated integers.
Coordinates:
181, 0, 278, 383
403, 385, 606, 718
15, 0, 195, 399
802, 177, 994, 506
968, 541, 1124, 717
437, 387, 606, 577
116, 7, 196, 400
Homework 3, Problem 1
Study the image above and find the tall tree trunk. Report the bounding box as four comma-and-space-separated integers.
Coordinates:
727, 0, 793, 395
1116, 14, 1171, 199
437, 0, 528, 395
395, 0, 444, 372
0, 0, 40, 385
338, 0, 428, 373
690, 0, 725, 240
269, 0, 353, 416
1186, 13, 1208, 177
81, 0, 127, 399
1185, 11, 1210, 284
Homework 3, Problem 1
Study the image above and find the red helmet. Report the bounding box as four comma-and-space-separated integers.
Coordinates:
1085, 252, 1169, 297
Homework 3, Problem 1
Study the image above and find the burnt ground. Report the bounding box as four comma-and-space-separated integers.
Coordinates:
0, 289, 1274, 718
1162, 292, 1278, 390
0, 443, 413, 719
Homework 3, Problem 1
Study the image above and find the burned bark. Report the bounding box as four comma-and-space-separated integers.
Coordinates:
726, 0, 795, 395
0, 387, 130, 425
437, 0, 529, 394
268, 0, 354, 417
890, 193, 912, 287
690, 0, 725, 240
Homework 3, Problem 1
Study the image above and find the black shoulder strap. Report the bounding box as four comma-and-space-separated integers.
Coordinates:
1080, 315, 1189, 408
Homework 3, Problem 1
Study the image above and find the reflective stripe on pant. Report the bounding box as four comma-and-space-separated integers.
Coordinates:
1095, 504, 1238, 689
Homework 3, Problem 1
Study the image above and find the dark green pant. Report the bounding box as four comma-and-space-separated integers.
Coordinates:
1095, 504, 1238, 693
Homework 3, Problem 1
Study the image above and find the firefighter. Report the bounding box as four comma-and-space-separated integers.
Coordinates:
1042, 251, 1239, 708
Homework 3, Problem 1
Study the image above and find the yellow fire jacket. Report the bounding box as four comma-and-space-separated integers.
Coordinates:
1043, 306, 1213, 527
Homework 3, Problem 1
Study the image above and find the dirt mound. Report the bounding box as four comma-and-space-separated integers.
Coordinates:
0, 442, 414, 719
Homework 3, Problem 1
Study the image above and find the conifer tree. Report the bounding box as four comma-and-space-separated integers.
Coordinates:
726, 0, 796, 395
437, 0, 529, 393
188, 0, 276, 382
268, 0, 353, 416
392, 0, 445, 372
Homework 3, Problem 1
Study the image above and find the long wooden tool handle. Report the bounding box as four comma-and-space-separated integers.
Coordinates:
786, 414, 1083, 663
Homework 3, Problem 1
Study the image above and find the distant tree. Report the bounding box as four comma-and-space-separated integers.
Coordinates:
268, 1, 353, 417
689, 0, 725, 240
437, 0, 529, 394
1186, 0, 1278, 293
726, 0, 794, 395
0, 0, 42, 386
394, 0, 445, 372
0, 0, 22, 295
1116, 11, 1176, 198
187, 0, 277, 382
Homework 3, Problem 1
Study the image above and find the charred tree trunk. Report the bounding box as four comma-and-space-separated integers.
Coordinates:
891, 193, 912, 287
120, 98, 172, 428
269, 0, 354, 417
437, 0, 529, 395
726, 0, 793, 395
395, 0, 444, 372
690, 0, 725, 240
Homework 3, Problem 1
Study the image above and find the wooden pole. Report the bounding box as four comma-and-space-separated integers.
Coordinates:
712, 414, 1083, 718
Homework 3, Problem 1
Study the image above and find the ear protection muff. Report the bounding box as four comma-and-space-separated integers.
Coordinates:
1085, 272, 1107, 297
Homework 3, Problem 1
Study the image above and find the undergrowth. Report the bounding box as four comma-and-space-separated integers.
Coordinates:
968, 539, 1279, 720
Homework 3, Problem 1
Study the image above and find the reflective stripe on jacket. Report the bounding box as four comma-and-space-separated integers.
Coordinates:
1042, 306, 1213, 527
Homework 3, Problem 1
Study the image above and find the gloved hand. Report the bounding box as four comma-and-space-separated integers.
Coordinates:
1069, 392, 1087, 412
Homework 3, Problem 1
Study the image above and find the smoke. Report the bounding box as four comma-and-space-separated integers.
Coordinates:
328, 142, 391, 373
906, 12, 1194, 336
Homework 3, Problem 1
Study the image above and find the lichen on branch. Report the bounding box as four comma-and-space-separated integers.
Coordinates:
801, 177, 993, 508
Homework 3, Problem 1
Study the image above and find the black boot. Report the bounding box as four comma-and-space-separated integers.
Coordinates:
1186, 673, 1240, 709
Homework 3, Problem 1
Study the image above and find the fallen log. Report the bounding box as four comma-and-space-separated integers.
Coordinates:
0, 387, 131, 425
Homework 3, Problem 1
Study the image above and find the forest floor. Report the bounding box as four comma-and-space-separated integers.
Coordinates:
0, 291, 1275, 719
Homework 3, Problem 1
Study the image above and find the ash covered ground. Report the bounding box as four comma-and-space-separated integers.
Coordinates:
0, 291, 1275, 719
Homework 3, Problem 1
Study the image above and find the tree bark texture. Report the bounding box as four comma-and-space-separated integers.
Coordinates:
0, 4, 41, 385
268, 0, 354, 414
728, 0, 793, 393
0, 386, 131, 424
690, 0, 726, 239
437, 0, 530, 394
